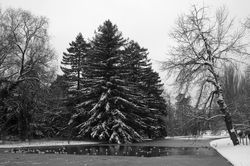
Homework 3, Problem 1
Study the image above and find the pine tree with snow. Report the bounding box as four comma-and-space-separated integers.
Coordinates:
61, 33, 91, 109
60, 33, 90, 139
124, 41, 167, 138
61, 33, 90, 91
143, 68, 167, 138
73, 20, 152, 143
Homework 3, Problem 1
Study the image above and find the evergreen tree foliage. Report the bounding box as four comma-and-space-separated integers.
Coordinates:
45, 75, 70, 138
61, 32, 90, 91
72, 20, 144, 143
68, 20, 167, 143
124, 41, 167, 138
60, 33, 91, 139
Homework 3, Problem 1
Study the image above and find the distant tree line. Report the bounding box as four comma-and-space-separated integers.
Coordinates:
222, 65, 250, 131
165, 65, 250, 138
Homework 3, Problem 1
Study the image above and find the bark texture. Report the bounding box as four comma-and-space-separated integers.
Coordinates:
216, 84, 239, 145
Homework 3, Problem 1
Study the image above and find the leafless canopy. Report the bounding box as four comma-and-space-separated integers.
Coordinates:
162, 5, 250, 108
0, 7, 55, 85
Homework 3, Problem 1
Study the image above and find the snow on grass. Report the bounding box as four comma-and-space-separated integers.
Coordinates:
210, 138, 250, 166
0, 140, 99, 148
165, 130, 229, 140
165, 135, 228, 140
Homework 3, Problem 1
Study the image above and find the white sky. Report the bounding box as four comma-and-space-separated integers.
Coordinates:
1, 0, 250, 61
1, 0, 250, 88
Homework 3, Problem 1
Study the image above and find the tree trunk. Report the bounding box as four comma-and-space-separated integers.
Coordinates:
18, 109, 27, 141
18, 110, 23, 141
0, 89, 9, 143
0, 107, 8, 143
77, 70, 80, 90
216, 84, 239, 145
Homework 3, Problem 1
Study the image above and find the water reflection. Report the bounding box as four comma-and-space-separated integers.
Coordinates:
6, 145, 216, 157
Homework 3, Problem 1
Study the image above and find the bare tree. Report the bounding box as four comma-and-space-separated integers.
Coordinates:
162, 6, 250, 145
0, 7, 55, 97
0, 7, 56, 140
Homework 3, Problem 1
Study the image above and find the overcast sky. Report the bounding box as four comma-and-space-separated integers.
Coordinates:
1, 0, 250, 100
1, 0, 250, 75
1, 0, 250, 63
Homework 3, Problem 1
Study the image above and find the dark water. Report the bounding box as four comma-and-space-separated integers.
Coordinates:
4, 145, 217, 157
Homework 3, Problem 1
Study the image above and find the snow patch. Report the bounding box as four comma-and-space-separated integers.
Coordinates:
165, 135, 228, 140
165, 130, 229, 140
0, 140, 99, 148
210, 138, 250, 166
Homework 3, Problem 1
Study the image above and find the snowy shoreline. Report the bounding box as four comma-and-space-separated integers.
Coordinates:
165, 135, 228, 140
210, 138, 250, 166
0, 140, 99, 148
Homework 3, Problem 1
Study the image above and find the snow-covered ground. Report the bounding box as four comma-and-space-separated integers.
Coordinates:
210, 138, 250, 166
166, 131, 250, 166
165, 130, 229, 140
165, 135, 228, 140
0, 140, 98, 148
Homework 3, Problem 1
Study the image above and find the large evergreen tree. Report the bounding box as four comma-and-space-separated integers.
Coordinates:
64, 20, 168, 143
72, 20, 155, 143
